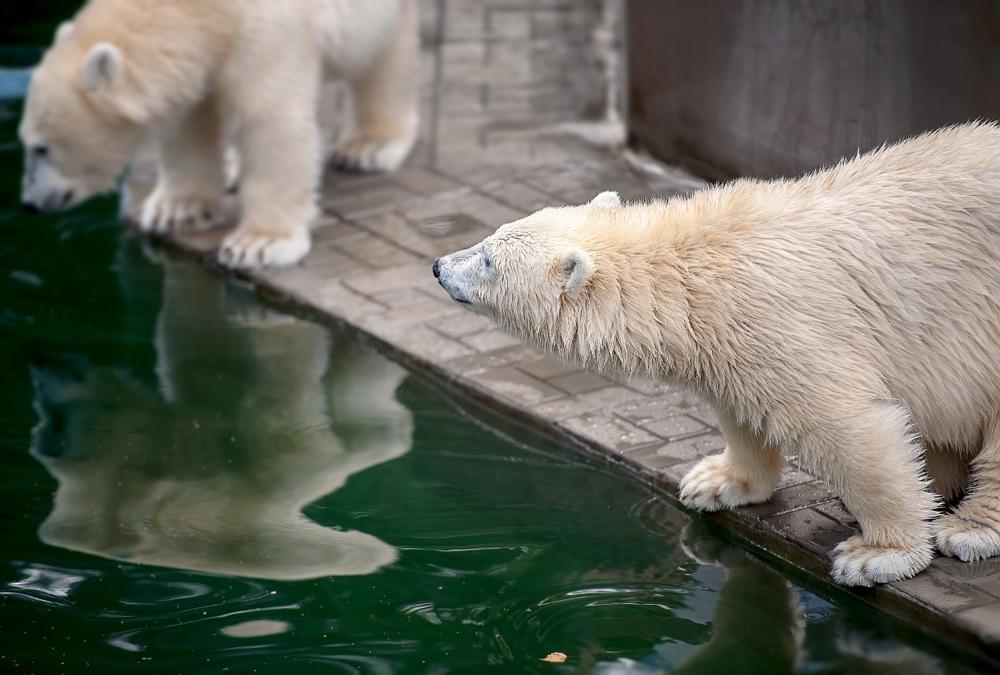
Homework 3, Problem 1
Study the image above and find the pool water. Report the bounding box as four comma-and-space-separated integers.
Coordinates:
0, 13, 989, 675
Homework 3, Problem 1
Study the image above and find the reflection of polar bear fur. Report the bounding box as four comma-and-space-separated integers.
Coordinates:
31, 255, 412, 580
435, 123, 1000, 587
19, 0, 418, 268
674, 523, 942, 675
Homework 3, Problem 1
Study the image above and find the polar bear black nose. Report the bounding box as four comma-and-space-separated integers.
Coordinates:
432, 260, 441, 278
22, 200, 39, 214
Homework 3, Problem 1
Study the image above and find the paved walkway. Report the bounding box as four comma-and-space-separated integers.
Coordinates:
127, 0, 1000, 664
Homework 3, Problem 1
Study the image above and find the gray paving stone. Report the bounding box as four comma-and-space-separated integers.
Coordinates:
391, 167, 467, 196
325, 183, 422, 219
360, 210, 493, 260
653, 434, 726, 466
640, 414, 711, 441
369, 322, 473, 363
533, 385, 647, 421
812, 498, 859, 528
467, 366, 565, 406
312, 220, 368, 245
742, 481, 838, 519
445, 345, 542, 376
310, 281, 387, 322
547, 370, 614, 395
516, 354, 580, 380
766, 508, 857, 556
626, 443, 693, 471
893, 564, 998, 613
776, 466, 818, 490
462, 328, 522, 352
431, 311, 496, 338
342, 262, 435, 297
560, 412, 660, 454
335, 233, 420, 268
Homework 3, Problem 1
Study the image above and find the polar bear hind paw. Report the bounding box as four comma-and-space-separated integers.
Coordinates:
331, 134, 415, 173
830, 535, 933, 586
218, 229, 310, 269
935, 512, 1000, 562
140, 188, 228, 234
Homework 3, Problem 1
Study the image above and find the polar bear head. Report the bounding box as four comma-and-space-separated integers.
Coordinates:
434, 191, 689, 375
19, 22, 147, 212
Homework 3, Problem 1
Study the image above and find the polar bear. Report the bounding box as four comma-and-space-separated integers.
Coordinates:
18, 0, 419, 268
434, 122, 1000, 587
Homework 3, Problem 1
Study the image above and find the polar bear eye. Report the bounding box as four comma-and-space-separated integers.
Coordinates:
32, 145, 49, 158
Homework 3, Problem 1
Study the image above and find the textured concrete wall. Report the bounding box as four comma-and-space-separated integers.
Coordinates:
627, 0, 1000, 179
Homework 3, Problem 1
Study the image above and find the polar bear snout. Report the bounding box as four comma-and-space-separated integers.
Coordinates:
22, 187, 75, 213
434, 247, 484, 306
21, 154, 88, 213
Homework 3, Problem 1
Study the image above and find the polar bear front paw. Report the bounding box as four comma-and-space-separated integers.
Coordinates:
679, 453, 775, 512
218, 228, 311, 269
331, 133, 415, 173
935, 511, 1000, 562
140, 186, 228, 234
830, 535, 933, 587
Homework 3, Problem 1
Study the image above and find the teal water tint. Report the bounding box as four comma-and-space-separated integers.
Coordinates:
0, 16, 989, 675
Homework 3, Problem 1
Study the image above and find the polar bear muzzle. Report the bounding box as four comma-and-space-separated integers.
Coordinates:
434, 245, 487, 307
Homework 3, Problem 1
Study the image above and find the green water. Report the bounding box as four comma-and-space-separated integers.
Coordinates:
0, 12, 990, 675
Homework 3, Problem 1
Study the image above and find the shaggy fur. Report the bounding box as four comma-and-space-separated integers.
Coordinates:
19, 0, 419, 268
435, 122, 1000, 586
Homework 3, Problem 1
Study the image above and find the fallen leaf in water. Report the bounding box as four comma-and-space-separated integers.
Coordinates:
541, 652, 567, 663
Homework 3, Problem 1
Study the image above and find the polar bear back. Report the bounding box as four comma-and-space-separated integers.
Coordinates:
676, 122, 1000, 448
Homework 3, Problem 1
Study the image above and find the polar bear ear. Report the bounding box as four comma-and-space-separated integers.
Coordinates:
55, 21, 74, 43
560, 248, 594, 297
82, 43, 124, 91
589, 191, 621, 208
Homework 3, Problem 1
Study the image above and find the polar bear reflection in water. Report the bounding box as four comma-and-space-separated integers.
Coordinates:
29, 252, 412, 580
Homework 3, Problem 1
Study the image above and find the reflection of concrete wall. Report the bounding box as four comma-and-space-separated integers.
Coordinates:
628, 0, 1000, 179
30, 251, 412, 580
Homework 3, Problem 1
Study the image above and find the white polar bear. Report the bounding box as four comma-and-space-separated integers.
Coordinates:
19, 0, 419, 268
434, 122, 1000, 587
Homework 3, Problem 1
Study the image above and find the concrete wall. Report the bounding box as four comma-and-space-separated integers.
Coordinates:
626, 0, 1000, 179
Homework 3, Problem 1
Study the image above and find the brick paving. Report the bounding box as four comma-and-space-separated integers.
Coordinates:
126, 0, 1000, 663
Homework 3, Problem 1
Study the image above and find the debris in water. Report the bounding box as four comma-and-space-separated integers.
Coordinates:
541, 652, 567, 663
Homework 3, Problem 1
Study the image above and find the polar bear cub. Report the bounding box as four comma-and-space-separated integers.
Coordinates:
19, 0, 419, 268
434, 122, 1000, 586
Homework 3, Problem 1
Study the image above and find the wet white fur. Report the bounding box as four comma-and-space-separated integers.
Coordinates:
437, 122, 1000, 586
19, 0, 419, 268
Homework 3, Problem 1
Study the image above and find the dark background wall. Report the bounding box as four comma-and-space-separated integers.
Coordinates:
627, 0, 1000, 179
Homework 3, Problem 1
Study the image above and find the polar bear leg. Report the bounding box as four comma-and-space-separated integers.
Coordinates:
936, 414, 1000, 562
218, 86, 320, 269
332, 0, 419, 173
679, 407, 783, 511
141, 100, 229, 234
805, 401, 936, 586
